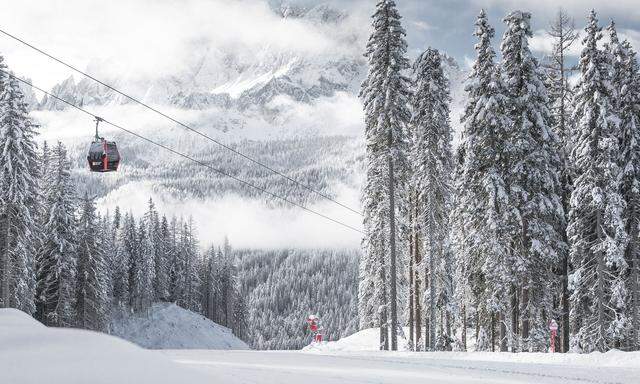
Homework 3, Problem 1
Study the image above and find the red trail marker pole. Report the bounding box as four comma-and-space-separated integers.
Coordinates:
549, 319, 558, 353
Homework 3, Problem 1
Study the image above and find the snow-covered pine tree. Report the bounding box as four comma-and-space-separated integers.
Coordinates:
142, 198, 168, 302
544, 8, 579, 353
222, 237, 237, 329
0, 69, 39, 314
568, 10, 628, 352
35, 142, 77, 327
155, 214, 171, 301
501, 10, 566, 352
98, 212, 114, 309
176, 218, 201, 312
75, 194, 108, 331
132, 219, 154, 313
410, 47, 453, 350
358, 158, 389, 348
608, 21, 640, 350
232, 279, 249, 340
111, 208, 131, 308
168, 216, 182, 302
359, 0, 412, 351
121, 212, 138, 308
201, 245, 220, 321
454, 9, 514, 352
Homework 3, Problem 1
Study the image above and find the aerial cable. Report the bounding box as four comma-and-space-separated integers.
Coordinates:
0, 28, 363, 216
0, 70, 364, 234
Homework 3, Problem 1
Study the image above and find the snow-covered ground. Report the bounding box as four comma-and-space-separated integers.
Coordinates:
4, 310, 640, 384
166, 327, 640, 383
109, 302, 248, 350
163, 349, 640, 384
0, 308, 208, 384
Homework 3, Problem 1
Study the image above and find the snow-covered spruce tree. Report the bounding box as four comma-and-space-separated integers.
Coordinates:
132, 219, 154, 313
568, 10, 628, 352
155, 214, 171, 301
410, 47, 453, 350
112, 209, 132, 308
608, 22, 640, 350
176, 218, 201, 312
359, 159, 389, 349
201, 245, 221, 322
35, 142, 77, 327
359, 0, 411, 351
501, 10, 566, 352
0, 71, 39, 314
543, 8, 579, 353
143, 198, 169, 302
98, 212, 114, 310
75, 194, 108, 331
232, 280, 249, 340
222, 237, 237, 329
168, 216, 181, 302
121, 212, 138, 308
454, 9, 514, 352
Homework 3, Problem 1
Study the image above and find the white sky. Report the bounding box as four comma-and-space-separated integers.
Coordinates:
0, 0, 638, 90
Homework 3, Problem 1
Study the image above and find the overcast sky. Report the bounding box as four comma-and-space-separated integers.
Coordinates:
0, 0, 638, 91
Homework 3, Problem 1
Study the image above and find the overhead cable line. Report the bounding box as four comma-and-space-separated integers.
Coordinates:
0, 70, 364, 234
0, 28, 363, 216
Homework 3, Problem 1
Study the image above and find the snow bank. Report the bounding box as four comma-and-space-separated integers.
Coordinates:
305, 327, 640, 368
303, 327, 411, 352
110, 302, 249, 350
0, 308, 208, 384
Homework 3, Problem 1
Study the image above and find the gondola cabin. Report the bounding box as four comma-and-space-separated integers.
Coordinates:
87, 117, 120, 172
87, 138, 120, 172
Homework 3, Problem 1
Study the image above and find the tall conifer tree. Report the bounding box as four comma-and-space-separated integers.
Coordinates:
568, 10, 628, 352
359, 0, 411, 351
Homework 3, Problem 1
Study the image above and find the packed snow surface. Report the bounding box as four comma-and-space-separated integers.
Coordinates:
109, 302, 249, 349
4, 311, 640, 383
0, 308, 208, 384
164, 349, 640, 384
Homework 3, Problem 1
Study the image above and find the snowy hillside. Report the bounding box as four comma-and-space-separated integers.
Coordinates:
0, 308, 208, 384
109, 302, 249, 350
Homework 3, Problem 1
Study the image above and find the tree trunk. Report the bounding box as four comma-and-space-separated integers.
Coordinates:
511, 285, 519, 352
388, 130, 398, 351
500, 312, 508, 351
414, 209, 422, 350
631, 243, 640, 351
1, 208, 12, 308
408, 199, 415, 351
380, 240, 389, 351
425, 314, 430, 351
491, 312, 496, 352
445, 309, 452, 351
429, 231, 436, 351
596, 211, 606, 352
461, 305, 467, 351
521, 287, 530, 352
561, 249, 570, 352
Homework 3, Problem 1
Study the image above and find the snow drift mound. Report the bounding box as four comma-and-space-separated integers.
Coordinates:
110, 302, 249, 350
303, 327, 411, 352
0, 308, 208, 384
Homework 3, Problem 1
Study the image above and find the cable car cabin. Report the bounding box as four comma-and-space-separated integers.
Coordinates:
87, 139, 120, 172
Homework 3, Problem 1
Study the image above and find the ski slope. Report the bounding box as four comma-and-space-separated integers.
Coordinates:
163, 349, 640, 384
3, 309, 639, 384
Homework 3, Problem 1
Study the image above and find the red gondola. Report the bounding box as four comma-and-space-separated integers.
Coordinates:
87, 117, 120, 172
